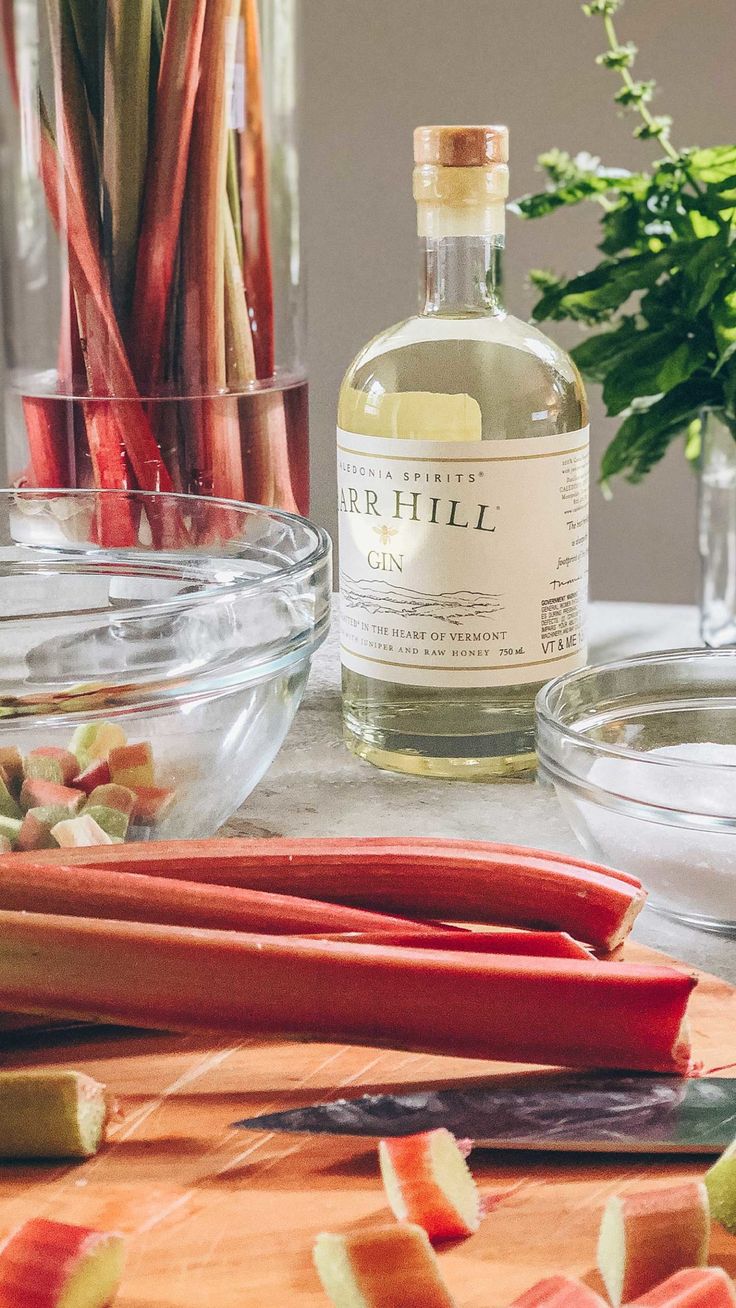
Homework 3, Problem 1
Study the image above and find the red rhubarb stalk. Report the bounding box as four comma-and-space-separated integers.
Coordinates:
131, 0, 207, 392
308, 929, 594, 959
628, 1269, 736, 1308
0, 911, 696, 1072
511, 1278, 609, 1308
0, 860, 442, 937
240, 0, 274, 379
14, 837, 646, 952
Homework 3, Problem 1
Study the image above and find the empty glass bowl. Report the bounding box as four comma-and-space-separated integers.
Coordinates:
536, 649, 736, 934
0, 489, 331, 844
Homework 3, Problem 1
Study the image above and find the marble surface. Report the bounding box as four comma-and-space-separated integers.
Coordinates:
229, 601, 735, 981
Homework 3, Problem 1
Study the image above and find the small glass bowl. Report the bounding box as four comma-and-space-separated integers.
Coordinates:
536, 648, 736, 934
0, 489, 331, 843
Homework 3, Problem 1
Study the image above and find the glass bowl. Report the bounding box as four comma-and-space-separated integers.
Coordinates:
0, 489, 331, 847
536, 648, 736, 935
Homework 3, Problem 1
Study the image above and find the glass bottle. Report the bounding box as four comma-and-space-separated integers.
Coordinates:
699, 407, 736, 648
338, 125, 589, 779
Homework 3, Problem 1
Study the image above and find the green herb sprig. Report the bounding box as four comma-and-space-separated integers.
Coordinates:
511, 0, 736, 486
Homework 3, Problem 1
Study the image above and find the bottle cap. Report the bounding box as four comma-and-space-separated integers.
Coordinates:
413, 125, 509, 168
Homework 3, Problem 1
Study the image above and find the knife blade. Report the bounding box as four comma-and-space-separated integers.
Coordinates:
233, 1073, 736, 1154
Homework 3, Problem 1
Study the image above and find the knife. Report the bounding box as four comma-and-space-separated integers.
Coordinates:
233, 1073, 736, 1154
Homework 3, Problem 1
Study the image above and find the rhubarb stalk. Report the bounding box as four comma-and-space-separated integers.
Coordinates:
22, 837, 646, 952
0, 910, 696, 1072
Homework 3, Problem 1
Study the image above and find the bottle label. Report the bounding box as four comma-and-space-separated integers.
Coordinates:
337, 426, 589, 688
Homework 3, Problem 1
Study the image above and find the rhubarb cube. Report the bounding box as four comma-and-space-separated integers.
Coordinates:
705, 1131, 736, 1233
69, 721, 127, 767
130, 785, 175, 824
108, 742, 155, 788
0, 1218, 125, 1308
86, 784, 135, 816
51, 815, 115, 848
17, 807, 67, 852
0, 746, 23, 791
25, 747, 79, 786
20, 778, 85, 815
72, 758, 112, 795
628, 1268, 736, 1308
313, 1224, 456, 1308
379, 1128, 481, 1240
510, 1276, 609, 1308
0, 1069, 110, 1159
82, 805, 130, 840
0, 836, 12, 854
597, 1181, 710, 1307
0, 816, 22, 848
0, 775, 22, 821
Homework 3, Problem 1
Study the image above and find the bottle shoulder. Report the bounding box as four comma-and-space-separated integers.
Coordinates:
339, 311, 588, 440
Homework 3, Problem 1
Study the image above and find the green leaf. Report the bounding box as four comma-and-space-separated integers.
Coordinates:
711, 277, 736, 372
533, 249, 670, 323
601, 329, 706, 416
600, 377, 720, 483
570, 319, 638, 381
597, 42, 637, 69
688, 146, 736, 185
682, 231, 731, 314
634, 116, 673, 140
599, 197, 642, 255
614, 79, 655, 107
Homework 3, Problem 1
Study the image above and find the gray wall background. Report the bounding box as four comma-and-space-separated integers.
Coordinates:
302, 0, 735, 603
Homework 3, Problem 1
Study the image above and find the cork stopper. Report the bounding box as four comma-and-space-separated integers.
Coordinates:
414, 125, 509, 168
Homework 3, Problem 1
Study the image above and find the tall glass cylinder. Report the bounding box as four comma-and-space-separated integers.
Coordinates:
699, 408, 736, 648
0, 0, 306, 536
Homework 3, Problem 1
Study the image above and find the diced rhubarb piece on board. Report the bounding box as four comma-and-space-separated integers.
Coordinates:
510, 1275, 609, 1308
130, 786, 175, 824
0, 837, 12, 854
0, 747, 24, 791
313, 1223, 456, 1308
51, 816, 115, 848
0, 775, 22, 821
20, 779, 85, 815
597, 1181, 710, 1307
379, 1128, 481, 1240
628, 1268, 736, 1308
0, 817, 22, 848
25, 748, 79, 786
17, 807, 68, 852
705, 1131, 736, 1233
72, 759, 112, 795
108, 742, 154, 789
86, 784, 135, 816
0, 1069, 110, 1159
70, 722, 127, 768
0, 1218, 125, 1308
82, 805, 130, 840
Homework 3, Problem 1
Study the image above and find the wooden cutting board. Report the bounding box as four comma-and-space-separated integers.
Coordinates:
0, 943, 734, 1308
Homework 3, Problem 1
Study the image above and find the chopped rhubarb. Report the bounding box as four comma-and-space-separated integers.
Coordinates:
0, 838, 11, 855
70, 722, 127, 768
25, 748, 79, 787
705, 1131, 736, 1233
108, 742, 154, 789
597, 1181, 710, 1307
313, 1224, 456, 1308
51, 816, 115, 848
129, 785, 175, 824
71, 759, 112, 795
0, 775, 22, 820
17, 808, 69, 853
0, 911, 697, 1072
85, 785, 136, 817
0, 1218, 125, 1308
14, 837, 646, 952
0, 747, 23, 791
511, 1276, 609, 1308
20, 779, 85, 815
0, 1069, 109, 1159
0, 817, 22, 848
379, 1128, 481, 1241
82, 805, 130, 841
628, 1269, 736, 1308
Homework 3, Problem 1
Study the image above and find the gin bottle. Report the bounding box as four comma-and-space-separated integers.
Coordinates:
338, 126, 589, 778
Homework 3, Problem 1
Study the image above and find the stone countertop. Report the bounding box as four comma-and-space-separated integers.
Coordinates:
229, 601, 734, 982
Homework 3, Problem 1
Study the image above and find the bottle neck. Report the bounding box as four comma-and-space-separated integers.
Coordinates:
420, 231, 505, 317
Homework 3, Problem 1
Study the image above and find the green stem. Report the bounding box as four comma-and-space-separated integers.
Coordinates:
602, 11, 679, 163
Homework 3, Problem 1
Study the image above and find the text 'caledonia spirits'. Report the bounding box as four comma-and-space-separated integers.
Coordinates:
338, 125, 589, 779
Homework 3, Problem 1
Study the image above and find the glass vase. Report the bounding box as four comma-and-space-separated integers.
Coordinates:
699, 407, 736, 647
0, 0, 306, 537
